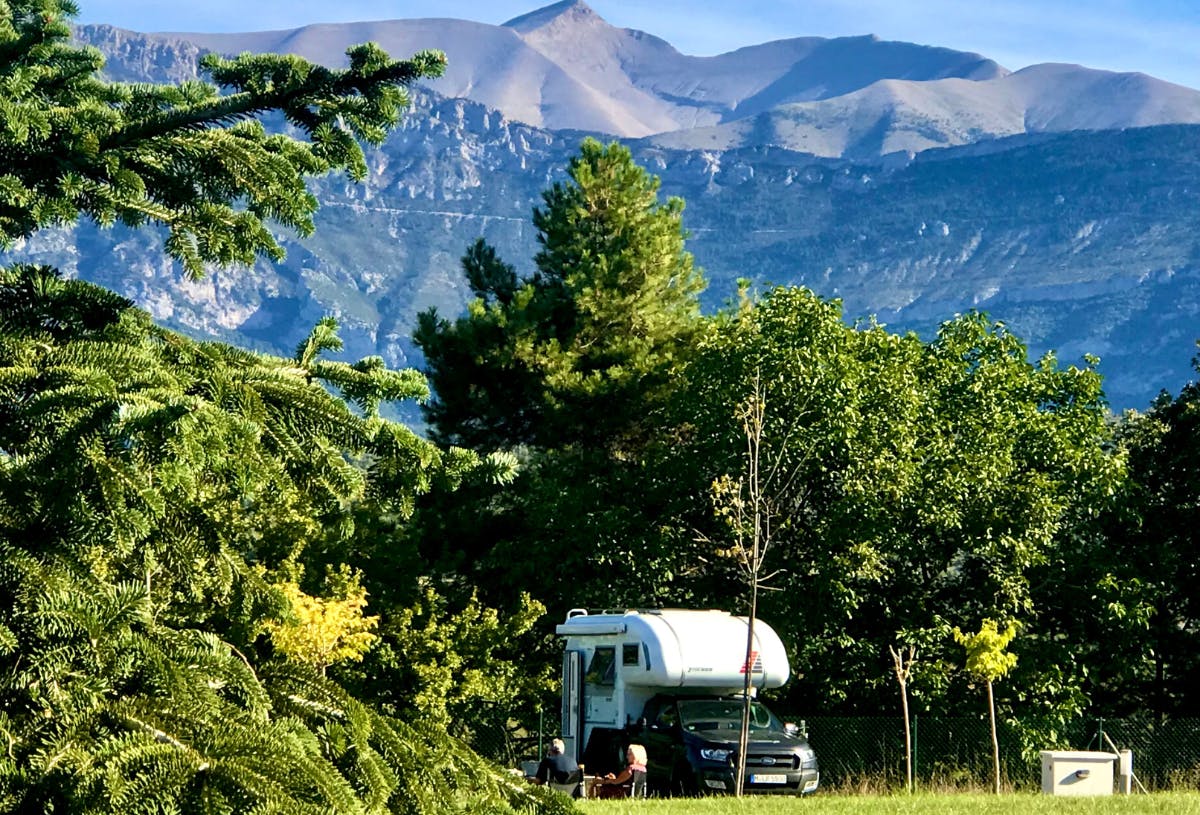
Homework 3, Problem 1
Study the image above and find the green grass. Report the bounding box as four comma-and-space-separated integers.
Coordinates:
577, 793, 1200, 815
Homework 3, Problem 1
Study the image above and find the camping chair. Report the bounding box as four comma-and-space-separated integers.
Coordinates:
594, 770, 647, 799
547, 768, 584, 798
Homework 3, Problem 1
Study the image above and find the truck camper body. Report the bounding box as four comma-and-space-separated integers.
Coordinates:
557, 608, 819, 795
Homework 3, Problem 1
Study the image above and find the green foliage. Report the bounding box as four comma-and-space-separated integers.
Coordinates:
416, 137, 704, 453
410, 139, 710, 632
401, 130, 1138, 733
0, 266, 547, 813
1080, 357, 1200, 718
0, 552, 567, 814
953, 620, 1019, 683
676, 288, 1119, 719
363, 585, 553, 729
0, 0, 445, 276
0, 265, 429, 610
0, 7, 562, 809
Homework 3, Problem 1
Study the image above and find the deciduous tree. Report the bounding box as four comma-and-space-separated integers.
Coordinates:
679, 287, 1120, 721
954, 619, 1019, 793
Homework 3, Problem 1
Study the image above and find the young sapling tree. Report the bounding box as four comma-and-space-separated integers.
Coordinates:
953, 619, 1019, 794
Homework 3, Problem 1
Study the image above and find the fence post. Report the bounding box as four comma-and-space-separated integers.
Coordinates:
539, 707, 544, 760
1097, 718, 1104, 753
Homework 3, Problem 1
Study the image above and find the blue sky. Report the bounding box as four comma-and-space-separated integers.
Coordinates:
75, 0, 1200, 90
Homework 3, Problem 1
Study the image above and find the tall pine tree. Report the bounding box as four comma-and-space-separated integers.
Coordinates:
411, 140, 708, 625
416, 137, 704, 454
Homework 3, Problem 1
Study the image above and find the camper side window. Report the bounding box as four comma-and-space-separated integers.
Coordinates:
622, 643, 640, 667
586, 647, 616, 686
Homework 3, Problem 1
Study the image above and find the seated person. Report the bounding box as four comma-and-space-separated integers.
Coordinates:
592, 744, 647, 798
532, 738, 579, 785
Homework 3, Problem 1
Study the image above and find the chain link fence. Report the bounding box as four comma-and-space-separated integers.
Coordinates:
453, 702, 548, 769
789, 715, 1200, 791
466, 706, 1200, 792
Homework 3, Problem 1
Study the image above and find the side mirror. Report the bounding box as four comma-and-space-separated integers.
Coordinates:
784, 722, 800, 736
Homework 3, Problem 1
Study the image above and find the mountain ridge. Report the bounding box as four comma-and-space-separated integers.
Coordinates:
29, 8, 1200, 412
122, 1, 1018, 142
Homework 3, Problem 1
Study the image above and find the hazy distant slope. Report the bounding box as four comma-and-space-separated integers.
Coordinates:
133, 0, 1008, 138
648, 63, 1200, 157
504, 0, 1008, 134
151, 18, 642, 134
108, 2, 1200, 160
21, 38, 1200, 410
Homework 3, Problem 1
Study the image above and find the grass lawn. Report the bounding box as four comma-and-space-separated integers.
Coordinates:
577, 793, 1200, 815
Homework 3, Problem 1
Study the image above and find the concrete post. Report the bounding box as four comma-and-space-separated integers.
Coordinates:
1117, 750, 1133, 795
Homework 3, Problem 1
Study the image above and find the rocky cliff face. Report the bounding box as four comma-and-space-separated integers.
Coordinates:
19, 24, 1197, 411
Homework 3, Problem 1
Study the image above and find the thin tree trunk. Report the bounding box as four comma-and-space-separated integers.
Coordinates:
736, 588, 756, 797
900, 679, 912, 793
889, 644, 916, 794
987, 679, 1000, 794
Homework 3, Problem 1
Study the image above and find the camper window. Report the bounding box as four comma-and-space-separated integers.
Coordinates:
622, 644, 640, 667
586, 647, 616, 685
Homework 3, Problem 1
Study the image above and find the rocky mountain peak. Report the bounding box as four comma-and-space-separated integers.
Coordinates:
503, 0, 605, 35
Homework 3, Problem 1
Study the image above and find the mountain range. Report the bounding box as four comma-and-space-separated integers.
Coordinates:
125, 0, 1200, 157
10, 1, 1200, 411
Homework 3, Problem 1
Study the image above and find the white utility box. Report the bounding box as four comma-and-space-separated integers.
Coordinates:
1040, 751, 1117, 795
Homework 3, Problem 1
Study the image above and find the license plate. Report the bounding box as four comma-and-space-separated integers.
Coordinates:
750, 774, 787, 784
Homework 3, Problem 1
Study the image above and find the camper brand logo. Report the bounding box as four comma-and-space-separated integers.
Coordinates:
740, 651, 760, 674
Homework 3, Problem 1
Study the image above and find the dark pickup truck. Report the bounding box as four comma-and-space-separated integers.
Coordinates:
629, 694, 819, 795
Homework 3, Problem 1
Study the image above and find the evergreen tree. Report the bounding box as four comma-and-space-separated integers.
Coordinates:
0, 0, 445, 275
416, 137, 704, 454
411, 140, 708, 624
0, 3, 556, 807
0, 266, 546, 813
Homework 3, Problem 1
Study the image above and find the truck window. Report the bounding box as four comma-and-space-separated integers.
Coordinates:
586, 647, 616, 686
678, 699, 780, 731
622, 643, 640, 667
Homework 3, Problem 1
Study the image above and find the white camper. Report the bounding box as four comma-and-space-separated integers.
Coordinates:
557, 608, 819, 795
